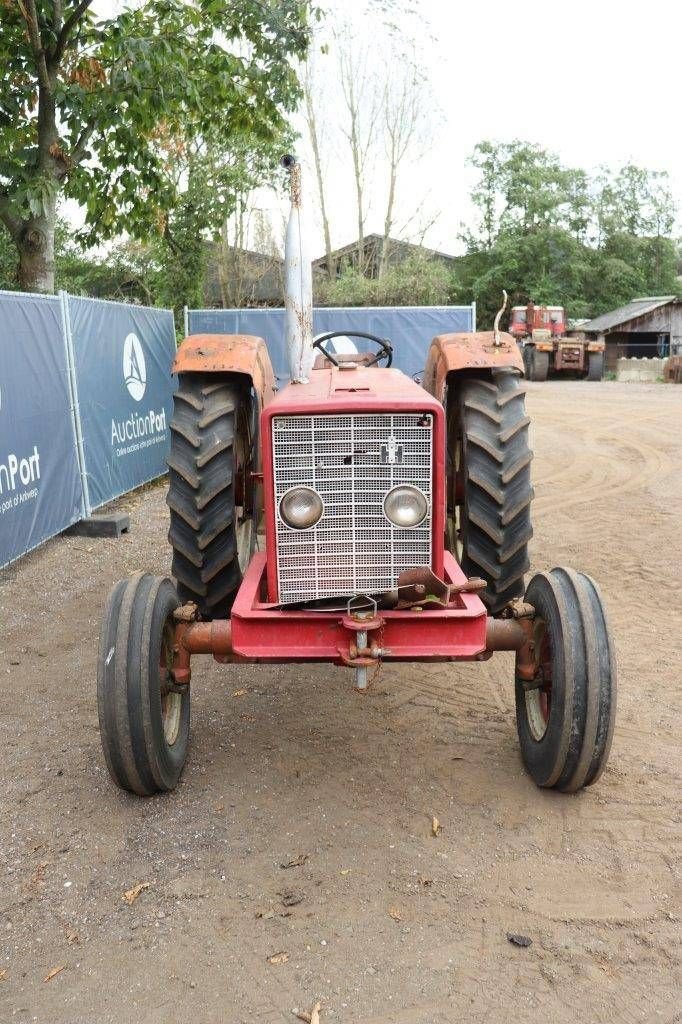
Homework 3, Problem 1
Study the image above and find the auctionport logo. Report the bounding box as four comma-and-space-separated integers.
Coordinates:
123, 332, 146, 401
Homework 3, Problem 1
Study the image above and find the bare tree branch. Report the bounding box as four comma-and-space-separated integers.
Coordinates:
337, 29, 383, 274
303, 60, 334, 279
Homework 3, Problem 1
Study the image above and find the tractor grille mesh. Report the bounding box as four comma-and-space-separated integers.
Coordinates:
272, 413, 433, 604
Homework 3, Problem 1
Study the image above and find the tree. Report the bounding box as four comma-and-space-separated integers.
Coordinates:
336, 28, 382, 274
379, 55, 426, 276
315, 253, 457, 307
150, 134, 288, 323
0, 0, 312, 292
461, 141, 680, 325
302, 55, 335, 280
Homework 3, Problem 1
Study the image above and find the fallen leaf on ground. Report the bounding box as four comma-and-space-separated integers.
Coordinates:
0, 969, 7, 981
232, 688, 247, 697
388, 906, 403, 922
340, 869, 351, 876
66, 930, 80, 945
431, 816, 442, 837
44, 964, 66, 982
295, 1001, 321, 1023
507, 932, 532, 948
267, 951, 289, 965
419, 875, 433, 886
280, 854, 308, 869
30, 861, 49, 887
122, 881, 151, 905
240, 713, 256, 722
451, 755, 465, 761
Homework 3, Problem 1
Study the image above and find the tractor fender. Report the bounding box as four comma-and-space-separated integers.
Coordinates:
172, 333, 277, 411
423, 331, 524, 401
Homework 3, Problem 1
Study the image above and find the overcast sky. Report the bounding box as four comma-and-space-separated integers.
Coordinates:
79, 0, 681, 257
286, 0, 682, 257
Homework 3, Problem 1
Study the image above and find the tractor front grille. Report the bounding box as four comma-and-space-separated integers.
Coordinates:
272, 413, 433, 604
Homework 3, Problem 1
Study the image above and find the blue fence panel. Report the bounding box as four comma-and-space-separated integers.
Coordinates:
68, 297, 176, 509
187, 305, 475, 380
0, 291, 83, 568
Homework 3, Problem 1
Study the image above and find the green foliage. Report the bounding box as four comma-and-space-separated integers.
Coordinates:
0, 224, 17, 289
461, 141, 680, 326
153, 137, 290, 326
315, 254, 458, 307
0, 0, 313, 290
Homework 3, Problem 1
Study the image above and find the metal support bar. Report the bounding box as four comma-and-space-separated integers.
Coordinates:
485, 617, 527, 651
178, 619, 234, 656
59, 289, 91, 518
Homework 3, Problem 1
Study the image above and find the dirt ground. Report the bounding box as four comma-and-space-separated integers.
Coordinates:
1, 381, 680, 1024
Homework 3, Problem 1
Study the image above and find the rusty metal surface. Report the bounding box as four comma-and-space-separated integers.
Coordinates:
178, 619, 234, 657
423, 331, 524, 401
554, 341, 585, 372
172, 334, 277, 412
395, 566, 451, 607
485, 617, 527, 651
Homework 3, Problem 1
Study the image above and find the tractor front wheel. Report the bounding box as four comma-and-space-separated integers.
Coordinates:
515, 567, 616, 792
97, 574, 189, 796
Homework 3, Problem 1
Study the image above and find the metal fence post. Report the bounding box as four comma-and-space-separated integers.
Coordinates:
183, 305, 189, 338
59, 289, 92, 518
471, 300, 477, 332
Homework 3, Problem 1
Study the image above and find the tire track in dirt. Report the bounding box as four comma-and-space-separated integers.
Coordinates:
533, 432, 673, 516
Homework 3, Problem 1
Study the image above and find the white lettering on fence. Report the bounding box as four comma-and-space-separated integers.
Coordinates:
0, 445, 41, 495
110, 407, 167, 448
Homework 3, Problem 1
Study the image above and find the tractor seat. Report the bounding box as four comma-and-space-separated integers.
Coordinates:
313, 352, 379, 370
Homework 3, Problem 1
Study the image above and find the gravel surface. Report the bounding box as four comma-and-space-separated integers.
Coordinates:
0, 381, 680, 1024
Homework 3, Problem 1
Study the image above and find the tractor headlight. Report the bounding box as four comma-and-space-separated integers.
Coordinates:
383, 485, 428, 528
279, 486, 324, 530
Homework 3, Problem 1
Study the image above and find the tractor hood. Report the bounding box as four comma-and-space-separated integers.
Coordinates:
266, 364, 442, 416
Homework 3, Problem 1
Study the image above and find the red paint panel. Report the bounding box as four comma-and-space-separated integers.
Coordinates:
230, 552, 487, 662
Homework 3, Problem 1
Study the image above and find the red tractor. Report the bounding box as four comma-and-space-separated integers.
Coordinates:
510, 303, 605, 381
97, 160, 616, 799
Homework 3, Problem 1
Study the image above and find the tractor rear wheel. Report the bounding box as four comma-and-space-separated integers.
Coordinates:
167, 373, 257, 619
586, 351, 604, 381
453, 370, 533, 614
97, 574, 189, 796
515, 567, 616, 792
529, 349, 549, 382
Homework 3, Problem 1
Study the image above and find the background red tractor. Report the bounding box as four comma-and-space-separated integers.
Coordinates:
510, 302, 605, 381
97, 159, 616, 800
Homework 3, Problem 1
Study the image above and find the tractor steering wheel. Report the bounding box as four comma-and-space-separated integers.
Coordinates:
312, 331, 393, 368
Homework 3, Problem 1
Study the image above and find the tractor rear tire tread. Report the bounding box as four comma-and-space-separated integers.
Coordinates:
167, 374, 253, 618
457, 371, 533, 612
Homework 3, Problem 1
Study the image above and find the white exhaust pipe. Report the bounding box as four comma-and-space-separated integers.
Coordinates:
281, 154, 314, 384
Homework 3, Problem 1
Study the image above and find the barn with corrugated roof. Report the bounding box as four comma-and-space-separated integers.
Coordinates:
580, 296, 682, 370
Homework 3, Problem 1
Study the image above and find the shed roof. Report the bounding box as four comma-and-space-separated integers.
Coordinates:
312, 234, 456, 268
582, 296, 677, 333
